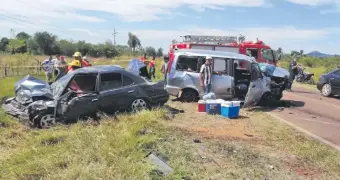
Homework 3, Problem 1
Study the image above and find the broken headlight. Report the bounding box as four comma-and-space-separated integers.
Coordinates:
16, 90, 31, 103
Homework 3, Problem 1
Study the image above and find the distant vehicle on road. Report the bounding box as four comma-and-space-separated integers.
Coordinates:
296, 65, 315, 84
317, 67, 340, 97
2, 65, 169, 128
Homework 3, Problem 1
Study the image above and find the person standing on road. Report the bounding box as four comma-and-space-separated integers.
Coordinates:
200, 56, 213, 94
149, 56, 156, 79
54, 56, 67, 80
287, 57, 298, 91
41, 55, 55, 82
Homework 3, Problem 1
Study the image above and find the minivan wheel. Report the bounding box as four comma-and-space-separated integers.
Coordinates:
131, 99, 149, 112
34, 112, 56, 129
321, 83, 332, 97
181, 89, 199, 102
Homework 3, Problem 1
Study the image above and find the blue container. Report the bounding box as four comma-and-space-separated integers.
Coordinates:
221, 101, 240, 118
206, 100, 221, 115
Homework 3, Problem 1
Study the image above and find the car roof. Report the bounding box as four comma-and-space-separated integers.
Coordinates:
174, 49, 256, 62
73, 65, 125, 74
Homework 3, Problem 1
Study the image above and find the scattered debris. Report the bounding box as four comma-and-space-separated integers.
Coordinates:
137, 128, 152, 135
277, 107, 284, 111
312, 116, 317, 119
289, 112, 293, 114
182, 176, 192, 180
244, 133, 254, 137
268, 165, 274, 170
193, 139, 201, 143
201, 156, 207, 159
147, 153, 173, 175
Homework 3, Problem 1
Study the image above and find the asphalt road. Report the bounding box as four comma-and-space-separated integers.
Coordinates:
271, 85, 340, 149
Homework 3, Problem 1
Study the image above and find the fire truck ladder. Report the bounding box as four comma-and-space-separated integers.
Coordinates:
181, 35, 238, 44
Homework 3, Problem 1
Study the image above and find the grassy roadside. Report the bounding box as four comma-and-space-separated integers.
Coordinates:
1, 62, 340, 179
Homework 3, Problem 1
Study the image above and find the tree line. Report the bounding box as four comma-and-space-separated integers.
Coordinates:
0, 31, 164, 58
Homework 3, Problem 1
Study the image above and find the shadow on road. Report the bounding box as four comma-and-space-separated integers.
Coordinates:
247, 100, 305, 112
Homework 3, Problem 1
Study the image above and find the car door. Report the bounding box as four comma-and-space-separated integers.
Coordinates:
329, 70, 340, 92
243, 63, 266, 108
56, 73, 100, 120
211, 58, 233, 99
98, 72, 138, 112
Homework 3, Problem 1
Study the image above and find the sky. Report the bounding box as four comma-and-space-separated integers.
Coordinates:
0, 0, 340, 54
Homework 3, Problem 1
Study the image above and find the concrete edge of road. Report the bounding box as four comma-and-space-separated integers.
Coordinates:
267, 112, 340, 151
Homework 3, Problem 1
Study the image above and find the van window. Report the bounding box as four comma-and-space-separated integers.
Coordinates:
176, 56, 200, 72
213, 58, 228, 72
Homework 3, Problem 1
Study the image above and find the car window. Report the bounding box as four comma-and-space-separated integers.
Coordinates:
123, 75, 135, 86
261, 49, 274, 62
68, 74, 97, 92
246, 49, 258, 59
213, 58, 228, 72
100, 73, 122, 91
176, 56, 200, 72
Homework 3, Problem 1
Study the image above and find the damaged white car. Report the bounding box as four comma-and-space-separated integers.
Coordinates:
164, 49, 289, 107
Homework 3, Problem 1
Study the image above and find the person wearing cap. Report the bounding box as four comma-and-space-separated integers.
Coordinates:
200, 56, 213, 94
54, 56, 67, 80
68, 60, 81, 73
67, 52, 91, 72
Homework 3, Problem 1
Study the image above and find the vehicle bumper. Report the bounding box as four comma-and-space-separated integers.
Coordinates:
316, 82, 324, 91
150, 94, 170, 105
2, 99, 29, 121
165, 85, 181, 97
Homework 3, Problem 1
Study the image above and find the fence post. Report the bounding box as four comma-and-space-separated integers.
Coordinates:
4, 64, 7, 77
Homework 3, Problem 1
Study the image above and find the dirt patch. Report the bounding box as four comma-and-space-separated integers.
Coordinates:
166, 101, 256, 141
283, 156, 326, 179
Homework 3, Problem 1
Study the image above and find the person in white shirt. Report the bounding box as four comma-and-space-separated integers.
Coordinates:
200, 56, 213, 94
41, 55, 55, 82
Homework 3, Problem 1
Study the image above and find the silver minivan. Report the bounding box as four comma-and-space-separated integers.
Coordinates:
165, 49, 270, 107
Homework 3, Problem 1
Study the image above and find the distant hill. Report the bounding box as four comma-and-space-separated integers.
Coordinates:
306, 51, 335, 58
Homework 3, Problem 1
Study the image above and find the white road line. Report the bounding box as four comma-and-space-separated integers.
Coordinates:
267, 112, 340, 151
298, 118, 340, 127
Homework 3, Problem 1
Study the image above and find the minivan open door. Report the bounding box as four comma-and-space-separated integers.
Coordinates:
243, 63, 265, 108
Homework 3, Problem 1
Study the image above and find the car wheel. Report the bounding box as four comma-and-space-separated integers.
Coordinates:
131, 99, 149, 112
181, 89, 199, 102
34, 112, 56, 129
321, 83, 332, 97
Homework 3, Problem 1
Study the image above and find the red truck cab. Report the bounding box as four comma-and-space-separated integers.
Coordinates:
168, 35, 279, 67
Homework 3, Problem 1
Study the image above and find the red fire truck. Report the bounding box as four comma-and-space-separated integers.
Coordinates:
168, 35, 280, 66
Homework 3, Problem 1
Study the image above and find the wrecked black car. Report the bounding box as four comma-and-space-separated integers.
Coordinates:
2, 65, 169, 128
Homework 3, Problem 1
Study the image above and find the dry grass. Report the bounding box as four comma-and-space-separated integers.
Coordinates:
1, 58, 340, 179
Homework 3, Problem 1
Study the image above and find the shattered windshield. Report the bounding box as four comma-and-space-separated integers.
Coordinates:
50, 72, 74, 98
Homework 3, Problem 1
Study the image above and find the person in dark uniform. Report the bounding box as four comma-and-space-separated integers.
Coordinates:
287, 57, 298, 91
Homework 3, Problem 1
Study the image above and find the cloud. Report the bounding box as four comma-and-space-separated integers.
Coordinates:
285, 0, 338, 6
0, 0, 267, 22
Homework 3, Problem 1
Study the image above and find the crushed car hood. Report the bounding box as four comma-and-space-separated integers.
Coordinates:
14, 75, 53, 104
126, 59, 146, 76
259, 63, 289, 79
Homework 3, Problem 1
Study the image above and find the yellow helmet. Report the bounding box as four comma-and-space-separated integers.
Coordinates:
73, 52, 82, 57
68, 60, 81, 67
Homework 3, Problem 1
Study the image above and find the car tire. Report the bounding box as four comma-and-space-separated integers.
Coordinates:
321, 83, 332, 97
181, 89, 199, 102
130, 98, 150, 112
33, 111, 56, 129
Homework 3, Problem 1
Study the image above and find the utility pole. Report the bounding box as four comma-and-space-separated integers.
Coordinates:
112, 26, 118, 45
